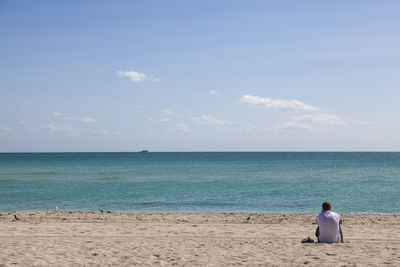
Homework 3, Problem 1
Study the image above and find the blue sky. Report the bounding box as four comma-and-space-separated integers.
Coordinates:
1, 0, 400, 152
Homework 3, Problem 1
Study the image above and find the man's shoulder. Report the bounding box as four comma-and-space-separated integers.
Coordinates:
330, 211, 340, 218
317, 211, 340, 219
316, 212, 326, 220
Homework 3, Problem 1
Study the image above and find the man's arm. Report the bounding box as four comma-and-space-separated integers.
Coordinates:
339, 225, 344, 243
339, 215, 343, 243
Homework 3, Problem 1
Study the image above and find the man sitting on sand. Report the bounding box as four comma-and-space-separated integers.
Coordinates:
315, 202, 343, 243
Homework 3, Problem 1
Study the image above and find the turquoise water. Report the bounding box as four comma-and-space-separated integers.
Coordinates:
0, 152, 399, 214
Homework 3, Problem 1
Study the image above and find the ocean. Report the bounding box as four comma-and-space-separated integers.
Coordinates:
0, 152, 399, 214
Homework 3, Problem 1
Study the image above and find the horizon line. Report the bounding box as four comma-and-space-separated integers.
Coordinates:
1, 151, 400, 153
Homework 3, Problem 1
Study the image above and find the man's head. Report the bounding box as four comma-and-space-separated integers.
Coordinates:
322, 202, 331, 212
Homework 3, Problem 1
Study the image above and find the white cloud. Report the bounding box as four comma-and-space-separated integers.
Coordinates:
279, 122, 314, 130
269, 113, 372, 133
0, 126, 12, 134
112, 102, 121, 106
170, 123, 193, 134
18, 123, 38, 136
53, 112, 97, 123
237, 123, 261, 135
116, 70, 160, 83
351, 120, 373, 125
210, 90, 219, 95
192, 115, 234, 125
159, 118, 171, 122
162, 109, 174, 115
291, 113, 347, 126
239, 94, 318, 112
149, 118, 155, 122
93, 129, 127, 136
44, 124, 76, 134
265, 122, 314, 133
64, 116, 97, 123
117, 70, 146, 82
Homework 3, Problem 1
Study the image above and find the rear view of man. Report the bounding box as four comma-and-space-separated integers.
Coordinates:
316, 202, 343, 243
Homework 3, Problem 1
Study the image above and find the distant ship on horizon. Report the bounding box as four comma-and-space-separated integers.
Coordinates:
139, 150, 149, 153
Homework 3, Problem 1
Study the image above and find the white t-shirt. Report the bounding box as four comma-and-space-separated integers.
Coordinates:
316, 211, 341, 243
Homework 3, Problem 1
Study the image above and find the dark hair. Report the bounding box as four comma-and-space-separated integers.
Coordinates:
322, 202, 331, 211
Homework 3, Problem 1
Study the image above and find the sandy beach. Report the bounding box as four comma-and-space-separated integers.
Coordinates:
0, 212, 399, 266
